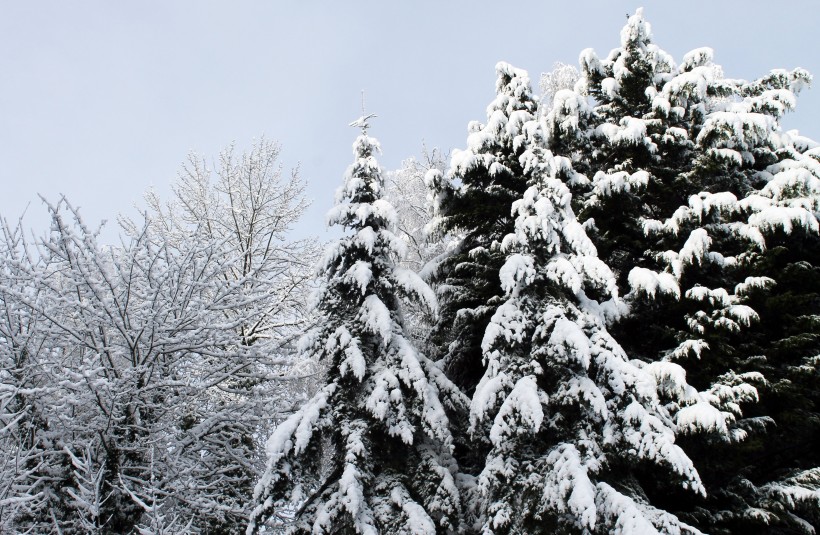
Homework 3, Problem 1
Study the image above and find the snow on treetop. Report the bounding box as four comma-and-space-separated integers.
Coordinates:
496, 61, 529, 80
333, 134, 384, 203
495, 61, 534, 103
579, 47, 604, 77
680, 47, 714, 71
620, 8, 650, 50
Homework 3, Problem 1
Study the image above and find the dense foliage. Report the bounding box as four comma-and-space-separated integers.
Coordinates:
542, 10, 820, 532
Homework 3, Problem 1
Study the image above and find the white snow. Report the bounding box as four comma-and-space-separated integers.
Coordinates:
359, 294, 394, 344
346, 260, 372, 294
627, 267, 680, 299
499, 253, 535, 294
679, 228, 711, 265
592, 170, 650, 197
548, 317, 592, 369
489, 375, 545, 446
389, 485, 436, 534
482, 301, 528, 354
394, 267, 438, 315
542, 444, 598, 530
676, 402, 728, 435
545, 257, 583, 295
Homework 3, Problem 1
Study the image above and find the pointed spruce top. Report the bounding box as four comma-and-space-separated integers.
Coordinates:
326, 129, 394, 232
620, 7, 651, 50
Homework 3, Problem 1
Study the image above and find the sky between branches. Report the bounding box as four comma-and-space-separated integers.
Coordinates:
1, 0, 818, 242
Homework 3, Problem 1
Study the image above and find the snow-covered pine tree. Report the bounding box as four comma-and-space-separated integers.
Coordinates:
546, 9, 763, 418
546, 7, 694, 285
426, 62, 541, 397
710, 136, 820, 533
655, 127, 820, 533
469, 119, 713, 534
543, 8, 820, 532
248, 122, 466, 534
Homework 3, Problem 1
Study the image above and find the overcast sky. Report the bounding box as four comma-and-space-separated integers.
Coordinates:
2, 1, 819, 243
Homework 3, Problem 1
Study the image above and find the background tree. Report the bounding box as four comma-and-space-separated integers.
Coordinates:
386, 148, 449, 274
0, 218, 68, 532
135, 137, 317, 350
384, 147, 449, 347
131, 139, 322, 531
0, 138, 318, 533
538, 62, 579, 116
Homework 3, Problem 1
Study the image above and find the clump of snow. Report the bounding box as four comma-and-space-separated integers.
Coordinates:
489, 376, 545, 446
548, 317, 592, 369
628, 267, 680, 299
394, 267, 438, 315
499, 253, 535, 294
677, 402, 729, 435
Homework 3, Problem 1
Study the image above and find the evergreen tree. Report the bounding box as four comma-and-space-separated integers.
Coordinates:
427, 62, 543, 397
248, 122, 466, 534
468, 122, 716, 534
545, 9, 770, 415
664, 134, 820, 533
425, 64, 593, 481
543, 9, 820, 532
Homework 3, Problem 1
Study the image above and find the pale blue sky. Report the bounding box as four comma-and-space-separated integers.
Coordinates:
2, 1, 818, 242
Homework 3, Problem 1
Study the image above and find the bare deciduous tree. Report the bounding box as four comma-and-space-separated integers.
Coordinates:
0, 138, 320, 533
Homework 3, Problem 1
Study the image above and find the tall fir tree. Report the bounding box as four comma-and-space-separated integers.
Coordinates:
427, 62, 542, 397
660, 133, 820, 533
543, 8, 820, 532
426, 63, 591, 480
467, 118, 720, 535
248, 121, 466, 534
